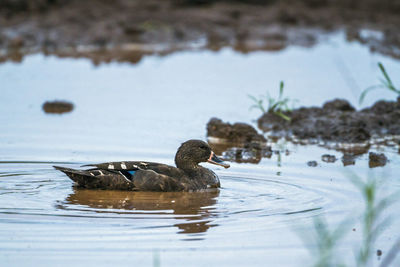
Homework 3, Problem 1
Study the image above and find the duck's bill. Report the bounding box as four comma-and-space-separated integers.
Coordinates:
208, 152, 230, 169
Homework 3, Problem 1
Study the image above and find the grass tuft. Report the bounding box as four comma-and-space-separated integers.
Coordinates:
359, 62, 399, 105
248, 81, 297, 121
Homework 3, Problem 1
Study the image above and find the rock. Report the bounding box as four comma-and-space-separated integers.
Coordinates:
307, 160, 318, 167
368, 152, 388, 168
321, 154, 337, 163
342, 154, 356, 166
42, 100, 74, 114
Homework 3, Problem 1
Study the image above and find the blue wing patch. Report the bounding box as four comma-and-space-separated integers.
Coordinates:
120, 170, 137, 181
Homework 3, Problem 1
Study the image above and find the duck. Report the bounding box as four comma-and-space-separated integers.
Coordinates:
54, 139, 230, 192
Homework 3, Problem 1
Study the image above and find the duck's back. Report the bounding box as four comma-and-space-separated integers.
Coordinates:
55, 160, 221, 192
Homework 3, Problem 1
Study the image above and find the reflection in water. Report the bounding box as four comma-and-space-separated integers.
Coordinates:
63, 189, 220, 235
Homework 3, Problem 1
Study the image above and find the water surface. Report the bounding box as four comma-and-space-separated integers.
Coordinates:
1, 32, 400, 266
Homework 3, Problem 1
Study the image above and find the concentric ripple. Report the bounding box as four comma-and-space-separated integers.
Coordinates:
0, 160, 359, 244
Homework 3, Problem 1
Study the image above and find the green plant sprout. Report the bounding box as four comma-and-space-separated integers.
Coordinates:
248, 81, 296, 121
359, 62, 399, 104
348, 172, 397, 267
298, 215, 349, 267
300, 171, 400, 267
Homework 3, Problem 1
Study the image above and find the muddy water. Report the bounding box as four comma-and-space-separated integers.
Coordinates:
1, 33, 400, 266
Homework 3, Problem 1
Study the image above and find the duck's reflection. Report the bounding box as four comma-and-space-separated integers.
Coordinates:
64, 188, 220, 236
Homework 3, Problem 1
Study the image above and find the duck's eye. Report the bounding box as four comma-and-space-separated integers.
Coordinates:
200, 145, 208, 150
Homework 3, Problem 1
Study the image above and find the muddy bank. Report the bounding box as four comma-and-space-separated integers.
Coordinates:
207, 118, 272, 163
258, 98, 400, 145
1, 0, 400, 63
207, 118, 266, 144
207, 99, 398, 165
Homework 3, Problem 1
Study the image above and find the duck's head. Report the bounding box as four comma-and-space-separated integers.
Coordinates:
175, 140, 230, 170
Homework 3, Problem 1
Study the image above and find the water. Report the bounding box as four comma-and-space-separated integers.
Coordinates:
1, 32, 400, 266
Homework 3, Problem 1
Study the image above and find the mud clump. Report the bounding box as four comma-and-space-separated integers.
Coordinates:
322, 99, 355, 112
207, 118, 266, 144
321, 154, 337, 163
368, 152, 388, 168
258, 98, 400, 144
342, 153, 356, 166
307, 160, 318, 167
207, 118, 271, 163
42, 100, 74, 114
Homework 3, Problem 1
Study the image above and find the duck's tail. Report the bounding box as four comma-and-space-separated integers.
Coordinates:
53, 166, 96, 186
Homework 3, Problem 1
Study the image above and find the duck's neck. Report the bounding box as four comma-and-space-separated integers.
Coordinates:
175, 156, 200, 173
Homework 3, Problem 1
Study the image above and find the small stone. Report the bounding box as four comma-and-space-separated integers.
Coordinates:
377, 249, 382, 257
368, 152, 388, 168
342, 154, 356, 166
321, 154, 337, 163
307, 160, 318, 167
42, 100, 74, 114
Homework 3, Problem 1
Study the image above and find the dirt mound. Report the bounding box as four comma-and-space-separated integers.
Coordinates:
206, 118, 272, 163
207, 118, 266, 144
257, 98, 400, 144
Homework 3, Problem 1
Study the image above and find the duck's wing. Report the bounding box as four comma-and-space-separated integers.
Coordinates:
54, 165, 187, 191
53, 166, 135, 190
82, 161, 182, 178
82, 161, 187, 191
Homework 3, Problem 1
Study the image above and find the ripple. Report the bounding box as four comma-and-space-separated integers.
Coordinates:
0, 158, 392, 257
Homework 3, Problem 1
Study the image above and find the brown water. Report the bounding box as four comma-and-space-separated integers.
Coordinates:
1, 33, 400, 266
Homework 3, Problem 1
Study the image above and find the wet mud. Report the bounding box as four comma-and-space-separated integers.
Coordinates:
207, 118, 271, 163
207, 118, 266, 144
321, 154, 337, 163
368, 152, 388, 168
307, 160, 318, 167
42, 100, 74, 114
1, 0, 400, 63
208, 98, 399, 166
341, 153, 357, 166
257, 98, 400, 145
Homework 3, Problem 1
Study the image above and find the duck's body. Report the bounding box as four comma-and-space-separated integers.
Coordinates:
54, 140, 230, 192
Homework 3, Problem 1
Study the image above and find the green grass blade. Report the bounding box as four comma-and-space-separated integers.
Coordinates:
276, 111, 291, 121
378, 62, 393, 87
248, 94, 258, 102
359, 85, 382, 104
